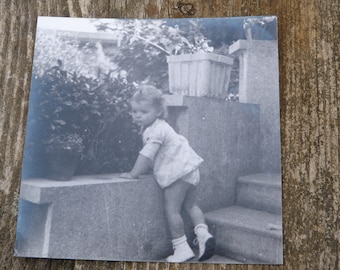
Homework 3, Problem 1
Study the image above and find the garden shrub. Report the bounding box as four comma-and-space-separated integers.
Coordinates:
24, 63, 141, 178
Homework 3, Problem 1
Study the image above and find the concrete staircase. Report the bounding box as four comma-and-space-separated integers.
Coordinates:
205, 173, 283, 264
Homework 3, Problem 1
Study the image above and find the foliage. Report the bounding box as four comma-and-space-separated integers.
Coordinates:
94, 19, 214, 90
243, 16, 277, 40
45, 133, 84, 153
76, 74, 142, 174
33, 28, 115, 78
29, 62, 141, 176
33, 62, 95, 139
95, 19, 213, 55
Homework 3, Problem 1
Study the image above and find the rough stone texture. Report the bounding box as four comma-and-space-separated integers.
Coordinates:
16, 175, 172, 262
230, 40, 281, 172
0, 0, 339, 270
205, 174, 283, 264
167, 97, 261, 212
206, 206, 283, 264
236, 174, 282, 214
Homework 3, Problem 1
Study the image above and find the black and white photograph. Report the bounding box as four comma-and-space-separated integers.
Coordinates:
15, 16, 282, 264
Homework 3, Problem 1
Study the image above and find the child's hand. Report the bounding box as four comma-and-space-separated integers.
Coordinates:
119, 172, 135, 179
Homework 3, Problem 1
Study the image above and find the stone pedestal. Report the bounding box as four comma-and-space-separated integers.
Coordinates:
165, 95, 261, 212
229, 40, 281, 172
16, 175, 172, 261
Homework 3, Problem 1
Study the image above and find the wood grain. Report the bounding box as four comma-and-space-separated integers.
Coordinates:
0, 0, 339, 269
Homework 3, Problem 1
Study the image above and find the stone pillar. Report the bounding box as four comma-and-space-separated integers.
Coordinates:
165, 95, 261, 212
229, 40, 281, 172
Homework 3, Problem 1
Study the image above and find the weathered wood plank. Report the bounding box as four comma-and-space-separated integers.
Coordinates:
0, 0, 339, 269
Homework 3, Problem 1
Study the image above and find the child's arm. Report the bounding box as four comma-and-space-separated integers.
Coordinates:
126, 154, 151, 178
120, 143, 160, 179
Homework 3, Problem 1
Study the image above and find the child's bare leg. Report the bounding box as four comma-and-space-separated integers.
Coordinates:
163, 180, 191, 238
183, 184, 215, 261
163, 180, 195, 262
183, 185, 205, 226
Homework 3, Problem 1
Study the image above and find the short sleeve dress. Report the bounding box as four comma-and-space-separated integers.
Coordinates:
139, 119, 204, 189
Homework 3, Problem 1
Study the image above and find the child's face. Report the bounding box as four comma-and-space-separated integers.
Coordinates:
130, 100, 160, 127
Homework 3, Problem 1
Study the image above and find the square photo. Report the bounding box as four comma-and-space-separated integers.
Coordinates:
15, 16, 282, 264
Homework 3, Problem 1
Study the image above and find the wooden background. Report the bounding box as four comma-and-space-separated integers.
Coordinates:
0, 0, 339, 269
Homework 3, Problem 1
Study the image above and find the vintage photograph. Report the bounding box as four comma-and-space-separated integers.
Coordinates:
15, 16, 282, 264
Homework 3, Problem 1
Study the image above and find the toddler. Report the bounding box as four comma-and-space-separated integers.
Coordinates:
120, 85, 215, 262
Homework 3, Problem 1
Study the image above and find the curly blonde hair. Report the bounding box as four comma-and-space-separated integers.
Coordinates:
130, 85, 168, 119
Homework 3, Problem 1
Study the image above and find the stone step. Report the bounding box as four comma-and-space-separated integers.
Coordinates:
205, 206, 283, 264
236, 173, 282, 214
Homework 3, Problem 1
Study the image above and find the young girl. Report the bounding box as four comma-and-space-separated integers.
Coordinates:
120, 85, 215, 262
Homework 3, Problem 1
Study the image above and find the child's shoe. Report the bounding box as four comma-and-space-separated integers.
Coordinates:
194, 224, 216, 261
166, 235, 195, 262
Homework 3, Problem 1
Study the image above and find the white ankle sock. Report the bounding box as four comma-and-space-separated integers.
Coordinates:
166, 235, 195, 262
172, 235, 187, 246
194, 223, 209, 235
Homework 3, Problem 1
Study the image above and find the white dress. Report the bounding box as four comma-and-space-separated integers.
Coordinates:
139, 119, 203, 189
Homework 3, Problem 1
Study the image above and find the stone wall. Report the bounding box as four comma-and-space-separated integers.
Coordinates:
166, 96, 261, 212
229, 40, 281, 173
16, 175, 172, 261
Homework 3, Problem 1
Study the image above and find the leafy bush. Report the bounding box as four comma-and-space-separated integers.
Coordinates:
33, 28, 115, 78
45, 133, 84, 153
94, 19, 214, 90
25, 62, 141, 177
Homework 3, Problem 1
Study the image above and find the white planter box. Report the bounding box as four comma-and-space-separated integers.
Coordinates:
167, 53, 233, 99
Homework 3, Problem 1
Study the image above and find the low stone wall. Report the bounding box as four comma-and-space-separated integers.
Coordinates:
16, 175, 172, 261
